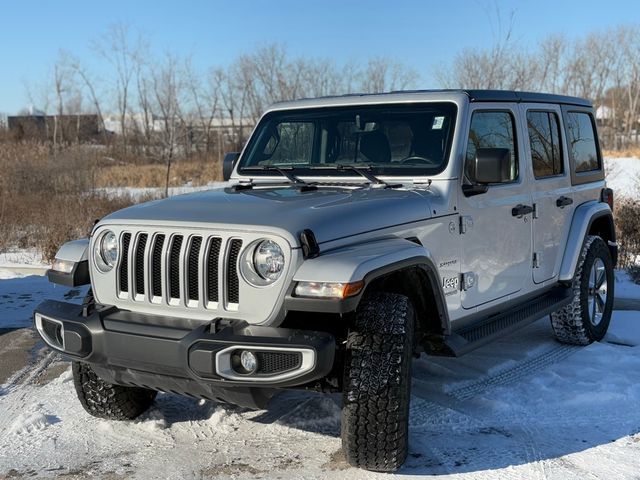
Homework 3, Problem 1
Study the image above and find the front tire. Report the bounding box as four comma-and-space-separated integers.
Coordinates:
550, 235, 614, 345
341, 292, 415, 472
72, 362, 157, 420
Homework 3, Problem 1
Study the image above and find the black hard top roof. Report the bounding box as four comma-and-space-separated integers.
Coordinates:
460, 89, 591, 107
284, 89, 592, 108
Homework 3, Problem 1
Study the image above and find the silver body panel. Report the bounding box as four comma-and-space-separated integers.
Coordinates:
80, 90, 610, 329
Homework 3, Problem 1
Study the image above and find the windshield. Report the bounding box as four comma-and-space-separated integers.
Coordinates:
238, 103, 457, 177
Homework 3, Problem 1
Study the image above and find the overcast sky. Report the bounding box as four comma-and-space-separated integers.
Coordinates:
1, 0, 638, 114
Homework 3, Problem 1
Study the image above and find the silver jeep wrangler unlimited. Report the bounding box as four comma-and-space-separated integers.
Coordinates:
35, 90, 616, 472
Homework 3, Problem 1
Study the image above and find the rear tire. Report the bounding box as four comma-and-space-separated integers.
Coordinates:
72, 362, 157, 420
341, 292, 415, 472
550, 235, 614, 345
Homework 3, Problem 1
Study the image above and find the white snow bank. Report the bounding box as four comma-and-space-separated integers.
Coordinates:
0, 249, 49, 270
605, 157, 640, 198
615, 269, 640, 299
97, 181, 229, 201
605, 310, 640, 346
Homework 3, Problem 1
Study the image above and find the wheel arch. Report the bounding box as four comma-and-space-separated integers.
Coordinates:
559, 201, 617, 282
287, 237, 451, 337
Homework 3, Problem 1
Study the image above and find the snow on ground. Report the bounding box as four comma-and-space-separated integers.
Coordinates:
96, 181, 229, 201
1, 311, 640, 479
605, 157, 640, 198
615, 269, 640, 300
0, 269, 87, 329
1, 265, 640, 478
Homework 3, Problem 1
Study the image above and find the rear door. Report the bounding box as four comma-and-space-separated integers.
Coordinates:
520, 104, 574, 284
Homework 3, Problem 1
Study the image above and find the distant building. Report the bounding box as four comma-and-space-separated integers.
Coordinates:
8, 114, 101, 142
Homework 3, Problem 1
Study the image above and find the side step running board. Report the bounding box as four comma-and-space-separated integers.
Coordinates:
441, 287, 573, 357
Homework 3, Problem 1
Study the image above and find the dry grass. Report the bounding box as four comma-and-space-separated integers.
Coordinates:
95, 157, 222, 188
603, 148, 640, 158
0, 142, 156, 261
0, 142, 225, 261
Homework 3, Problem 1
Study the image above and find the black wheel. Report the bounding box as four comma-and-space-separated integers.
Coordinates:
550, 235, 614, 345
341, 292, 415, 472
72, 362, 157, 420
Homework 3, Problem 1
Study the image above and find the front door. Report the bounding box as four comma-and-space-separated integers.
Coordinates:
520, 104, 574, 284
459, 105, 533, 309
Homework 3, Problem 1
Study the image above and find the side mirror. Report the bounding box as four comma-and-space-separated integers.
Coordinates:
474, 148, 512, 184
223, 152, 240, 181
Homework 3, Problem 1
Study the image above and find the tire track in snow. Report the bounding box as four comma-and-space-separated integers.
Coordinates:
409, 343, 580, 427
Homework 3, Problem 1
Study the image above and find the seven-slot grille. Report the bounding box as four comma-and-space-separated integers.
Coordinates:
118, 232, 243, 308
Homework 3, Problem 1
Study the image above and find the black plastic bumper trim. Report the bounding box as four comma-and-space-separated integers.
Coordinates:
33, 300, 336, 392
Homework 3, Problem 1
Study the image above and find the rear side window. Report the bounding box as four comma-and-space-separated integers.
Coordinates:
465, 111, 518, 182
565, 112, 600, 173
527, 111, 563, 178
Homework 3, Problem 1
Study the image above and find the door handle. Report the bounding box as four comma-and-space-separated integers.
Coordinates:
556, 196, 573, 208
512, 204, 534, 217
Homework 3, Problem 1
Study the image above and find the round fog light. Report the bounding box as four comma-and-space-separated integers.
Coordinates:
240, 351, 258, 373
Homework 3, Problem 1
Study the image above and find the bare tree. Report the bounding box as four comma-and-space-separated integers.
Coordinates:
64, 51, 109, 144
94, 23, 139, 153
152, 53, 186, 196
359, 57, 419, 93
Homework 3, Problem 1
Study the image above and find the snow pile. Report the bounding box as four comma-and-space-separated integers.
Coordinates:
615, 269, 640, 299
605, 157, 640, 198
97, 181, 229, 201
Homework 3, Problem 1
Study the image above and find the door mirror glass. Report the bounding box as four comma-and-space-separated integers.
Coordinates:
223, 152, 240, 181
474, 148, 512, 184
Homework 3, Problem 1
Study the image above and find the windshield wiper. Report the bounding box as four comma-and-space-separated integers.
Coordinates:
310, 164, 401, 189
241, 165, 318, 191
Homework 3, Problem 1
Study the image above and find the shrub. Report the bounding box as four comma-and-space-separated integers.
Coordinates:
614, 198, 640, 269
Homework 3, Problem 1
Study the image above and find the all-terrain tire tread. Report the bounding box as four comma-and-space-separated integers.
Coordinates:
72, 362, 156, 420
550, 235, 613, 345
341, 292, 414, 472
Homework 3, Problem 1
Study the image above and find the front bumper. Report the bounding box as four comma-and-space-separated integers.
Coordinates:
34, 300, 335, 409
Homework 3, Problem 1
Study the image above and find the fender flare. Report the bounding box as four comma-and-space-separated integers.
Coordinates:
47, 238, 91, 287
285, 237, 451, 334
558, 202, 615, 282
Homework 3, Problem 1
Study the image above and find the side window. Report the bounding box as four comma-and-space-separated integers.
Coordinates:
527, 111, 563, 178
465, 111, 518, 183
565, 112, 600, 173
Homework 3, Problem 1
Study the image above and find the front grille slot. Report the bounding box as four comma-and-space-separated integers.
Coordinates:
134, 234, 148, 296
187, 237, 202, 302
226, 239, 243, 304
206, 238, 222, 303
151, 234, 165, 298
169, 235, 184, 300
119, 233, 131, 293
116, 230, 251, 311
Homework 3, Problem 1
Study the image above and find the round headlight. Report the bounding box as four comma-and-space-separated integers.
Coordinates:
253, 240, 285, 282
96, 230, 118, 272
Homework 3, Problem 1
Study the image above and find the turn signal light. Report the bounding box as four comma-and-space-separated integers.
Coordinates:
294, 280, 364, 299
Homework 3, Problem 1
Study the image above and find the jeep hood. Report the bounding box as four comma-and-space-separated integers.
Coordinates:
100, 186, 433, 246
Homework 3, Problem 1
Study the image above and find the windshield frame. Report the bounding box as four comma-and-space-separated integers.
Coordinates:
236, 102, 458, 179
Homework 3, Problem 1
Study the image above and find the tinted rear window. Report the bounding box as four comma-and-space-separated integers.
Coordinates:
527, 111, 563, 178
565, 112, 600, 173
